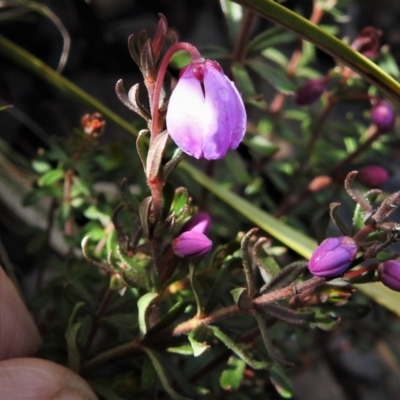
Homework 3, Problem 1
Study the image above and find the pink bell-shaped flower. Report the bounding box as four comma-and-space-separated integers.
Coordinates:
166, 59, 246, 160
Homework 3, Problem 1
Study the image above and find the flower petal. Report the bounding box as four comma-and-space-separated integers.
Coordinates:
166, 69, 206, 159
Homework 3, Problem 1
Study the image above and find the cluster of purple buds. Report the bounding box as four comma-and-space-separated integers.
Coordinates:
371, 100, 395, 132
166, 59, 246, 160
378, 260, 400, 292
308, 236, 358, 278
172, 212, 212, 258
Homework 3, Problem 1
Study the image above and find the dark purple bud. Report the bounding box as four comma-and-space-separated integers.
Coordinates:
378, 260, 400, 291
308, 236, 358, 278
351, 26, 382, 58
371, 100, 395, 132
172, 231, 212, 258
294, 78, 326, 106
180, 212, 211, 234
358, 165, 389, 187
166, 59, 247, 160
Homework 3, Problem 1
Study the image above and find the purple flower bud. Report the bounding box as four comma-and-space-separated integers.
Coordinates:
180, 212, 211, 234
308, 236, 358, 278
350, 26, 382, 58
294, 78, 326, 106
358, 165, 389, 187
172, 231, 212, 258
371, 100, 395, 132
378, 260, 400, 291
166, 59, 247, 160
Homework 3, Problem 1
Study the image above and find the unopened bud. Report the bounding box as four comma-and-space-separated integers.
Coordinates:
308, 236, 358, 278
295, 78, 327, 106
371, 100, 395, 132
172, 231, 212, 258
358, 165, 389, 187
378, 260, 400, 291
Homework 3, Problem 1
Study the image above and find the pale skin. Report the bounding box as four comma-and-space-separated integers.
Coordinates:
0, 267, 97, 400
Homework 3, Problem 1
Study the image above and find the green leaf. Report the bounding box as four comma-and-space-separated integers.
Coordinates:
189, 263, 204, 316
209, 326, 271, 370
162, 181, 176, 219
258, 303, 314, 325
100, 313, 137, 330
142, 347, 191, 400
163, 149, 183, 180
138, 196, 153, 238
170, 187, 189, 217
231, 287, 252, 309
146, 300, 190, 335
138, 292, 159, 336
231, 62, 257, 99
32, 159, 51, 173
269, 365, 293, 398
140, 355, 157, 394
352, 190, 380, 232
204, 257, 241, 314
245, 135, 278, 157
146, 130, 169, 180
37, 169, 64, 187
167, 345, 194, 355
311, 309, 340, 331
252, 310, 292, 367
240, 228, 257, 298
220, 0, 244, 44
188, 324, 210, 357
257, 256, 281, 285
220, 357, 246, 390
89, 381, 126, 400
136, 129, 149, 172
330, 202, 351, 236
246, 58, 296, 94
170, 50, 191, 69
65, 323, 81, 372
261, 261, 308, 293
379, 46, 400, 79
65, 301, 85, 372
245, 26, 296, 56
198, 45, 230, 60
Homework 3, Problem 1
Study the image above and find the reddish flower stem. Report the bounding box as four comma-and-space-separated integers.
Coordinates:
147, 42, 202, 223
150, 42, 202, 138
